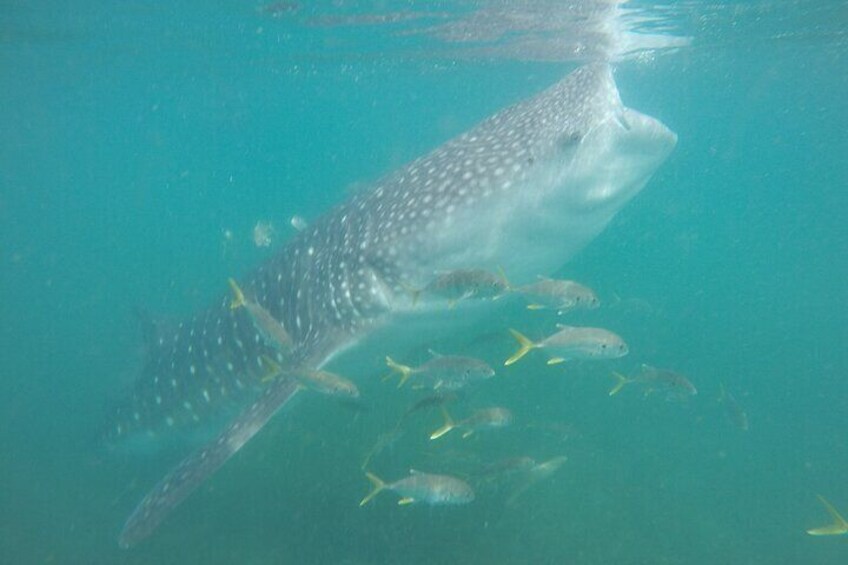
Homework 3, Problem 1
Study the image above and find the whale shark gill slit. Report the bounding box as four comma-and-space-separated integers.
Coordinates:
115, 63, 677, 547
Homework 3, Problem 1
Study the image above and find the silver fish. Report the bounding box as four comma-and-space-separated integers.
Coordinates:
385, 351, 495, 390
115, 63, 675, 547
609, 364, 697, 401
507, 456, 568, 505
228, 278, 294, 356
430, 406, 513, 440
505, 324, 628, 366
360, 470, 474, 506
476, 456, 538, 481
413, 268, 509, 306
517, 276, 599, 313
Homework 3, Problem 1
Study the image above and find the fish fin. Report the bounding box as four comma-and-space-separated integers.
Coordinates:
556, 300, 576, 314
546, 357, 566, 365
427, 349, 443, 358
449, 290, 474, 308
259, 355, 283, 383
385, 356, 413, 388
807, 495, 848, 536
496, 265, 512, 291
609, 371, 633, 396
504, 329, 537, 366
400, 282, 422, 307
359, 472, 387, 506
526, 304, 546, 310
227, 278, 246, 310
397, 497, 415, 506
555, 323, 574, 330
429, 407, 456, 440
461, 430, 474, 439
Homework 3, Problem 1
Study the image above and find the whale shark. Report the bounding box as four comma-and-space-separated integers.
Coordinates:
114, 63, 676, 547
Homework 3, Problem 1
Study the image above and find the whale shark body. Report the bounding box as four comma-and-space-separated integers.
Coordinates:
113, 63, 676, 547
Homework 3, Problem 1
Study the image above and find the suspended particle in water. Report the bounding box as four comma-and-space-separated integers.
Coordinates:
253, 221, 275, 247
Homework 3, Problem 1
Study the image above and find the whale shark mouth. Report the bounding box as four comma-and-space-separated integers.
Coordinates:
114, 62, 676, 548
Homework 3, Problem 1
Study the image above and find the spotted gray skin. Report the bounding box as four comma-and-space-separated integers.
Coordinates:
117, 63, 676, 547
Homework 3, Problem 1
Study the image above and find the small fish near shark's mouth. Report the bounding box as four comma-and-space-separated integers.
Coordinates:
114, 62, 677, 548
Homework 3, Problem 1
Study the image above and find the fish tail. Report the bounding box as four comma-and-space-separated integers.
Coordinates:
227, 278, 246, 310
259, 355, 283, 383
807, 495, 848, 536
497, 265, 512, 291
399, 282, 422, 307
359, 472, 387, 506
608, 371, 633, 396
504, 329, 536, 366
385, 356, 413, 387
429, 406, 456, 440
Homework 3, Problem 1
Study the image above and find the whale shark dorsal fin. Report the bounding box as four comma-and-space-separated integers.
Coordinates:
427, 348, 443, 358
807, 495, 848, 536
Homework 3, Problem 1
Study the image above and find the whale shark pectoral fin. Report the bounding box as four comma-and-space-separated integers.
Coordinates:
118, 378, 301, 548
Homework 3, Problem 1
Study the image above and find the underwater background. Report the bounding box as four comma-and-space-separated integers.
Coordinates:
1, 1, 846, 563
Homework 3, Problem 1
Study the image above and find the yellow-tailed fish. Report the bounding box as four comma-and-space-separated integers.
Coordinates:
407, 268, 509, 307
612, 364, 697, 402
516, 276, 599, 314
360, 470, 474, 506
430, 406, 513, 440
385, 351, 494, 390
228, 278, 294, 355
505, 325, 628, 366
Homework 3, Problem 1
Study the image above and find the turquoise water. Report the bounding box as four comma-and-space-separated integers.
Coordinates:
1, 1, 846, 563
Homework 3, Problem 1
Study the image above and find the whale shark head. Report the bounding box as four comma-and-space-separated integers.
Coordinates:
364, 63, 678, 285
